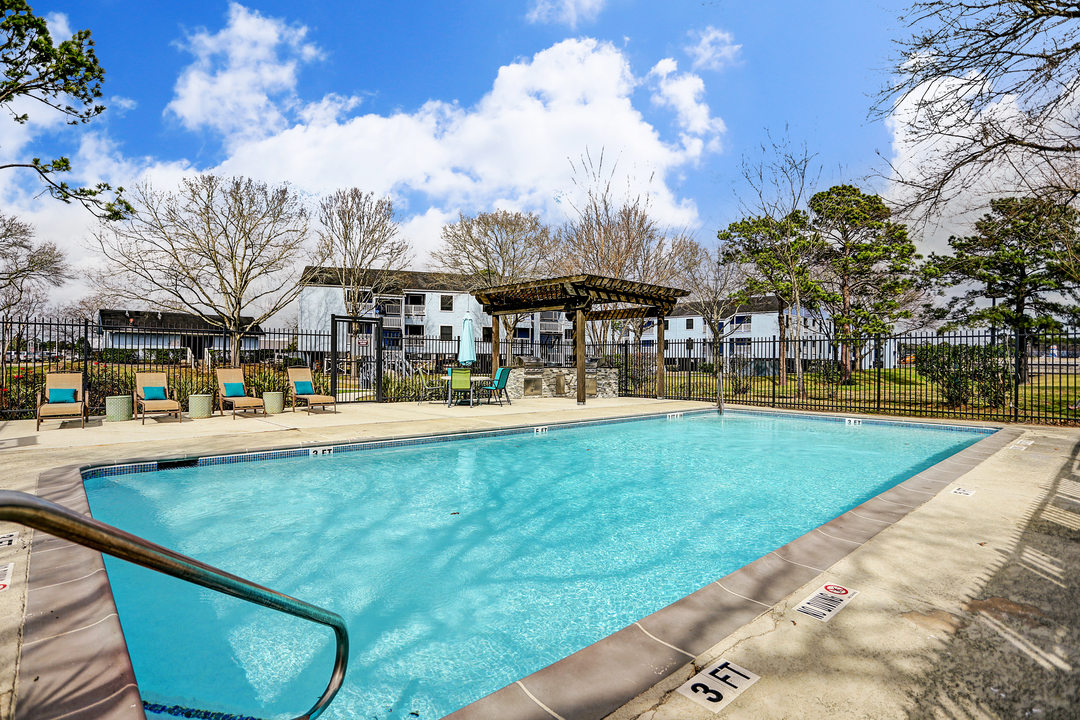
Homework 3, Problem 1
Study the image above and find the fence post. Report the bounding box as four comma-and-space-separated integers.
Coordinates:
1013, 331, 1021, 422
875, 334, 882, 413
772, 336, 777, 408
329, 314, 338, 399
82, 319, 89, 380
375, 317, 384, 403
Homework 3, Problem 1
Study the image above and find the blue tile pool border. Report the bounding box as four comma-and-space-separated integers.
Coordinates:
77, 408, 998, 481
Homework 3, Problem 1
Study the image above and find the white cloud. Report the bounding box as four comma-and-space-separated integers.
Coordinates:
108, 96, 138, 116
526, 0, 607, 28
212, 37, 723, 257
684, 26, 740, 72
165, 2, 329, 144
44, 12, 72, 43
649, 59, 726, 141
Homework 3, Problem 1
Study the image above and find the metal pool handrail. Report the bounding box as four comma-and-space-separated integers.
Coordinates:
0, 490, 349, 720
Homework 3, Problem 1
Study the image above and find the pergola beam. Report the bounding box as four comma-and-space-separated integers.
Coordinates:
583, 305, 673, 322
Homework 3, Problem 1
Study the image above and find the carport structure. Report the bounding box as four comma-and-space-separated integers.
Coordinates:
472, 275, 689, 404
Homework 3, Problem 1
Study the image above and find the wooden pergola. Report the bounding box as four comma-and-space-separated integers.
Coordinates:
472, 274, 690, 404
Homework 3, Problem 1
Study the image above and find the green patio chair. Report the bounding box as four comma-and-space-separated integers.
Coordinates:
448, 367, 475, 407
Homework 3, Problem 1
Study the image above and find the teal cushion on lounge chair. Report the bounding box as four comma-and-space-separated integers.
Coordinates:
224, 382, 246, 398
294, 380, 314, 395
144, 386, 167, 400
48, 388, 77, 403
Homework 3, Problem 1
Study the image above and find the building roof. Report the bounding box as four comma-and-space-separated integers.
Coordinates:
301, 267, 473, 293
97, 309, 265, 334
674, 296, 781, 318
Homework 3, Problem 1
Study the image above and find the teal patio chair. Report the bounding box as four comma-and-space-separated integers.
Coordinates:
481, 367, 512, 406
448, 367, 475, 407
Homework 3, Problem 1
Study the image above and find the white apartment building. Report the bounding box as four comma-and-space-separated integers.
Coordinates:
298, 268, 573, 352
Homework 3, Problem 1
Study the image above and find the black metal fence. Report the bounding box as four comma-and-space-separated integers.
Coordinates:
596, 330, 1080, 425
0, 317, 336, 418
6, 316, 1079, 425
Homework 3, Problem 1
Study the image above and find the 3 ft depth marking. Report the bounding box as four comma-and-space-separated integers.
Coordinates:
676, 659, 760, 713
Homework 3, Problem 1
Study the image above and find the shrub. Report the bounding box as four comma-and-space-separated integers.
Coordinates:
171, 372, 217, 410
727, 357, 753, 395
98, 348, 140, 364
244, 366, 289, 395
2, 370, 45, 417
913, 342, 1013, 407
85, 367, 136, 410
149, 349, 186, 365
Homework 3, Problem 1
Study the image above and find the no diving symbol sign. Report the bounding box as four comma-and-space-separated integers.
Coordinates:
794, 583, 859, 622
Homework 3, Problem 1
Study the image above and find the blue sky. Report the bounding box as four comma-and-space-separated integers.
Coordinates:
3, 0, 909, 300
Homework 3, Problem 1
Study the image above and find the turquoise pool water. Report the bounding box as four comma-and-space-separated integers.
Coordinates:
84, 412, 984, 720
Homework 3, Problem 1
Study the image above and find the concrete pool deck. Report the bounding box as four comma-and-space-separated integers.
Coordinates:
0, 399, 1075, 719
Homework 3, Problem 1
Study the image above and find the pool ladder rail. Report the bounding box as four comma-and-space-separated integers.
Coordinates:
0, 490, 349, 720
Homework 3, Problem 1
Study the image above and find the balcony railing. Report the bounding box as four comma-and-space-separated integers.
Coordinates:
404, 306, 426, 316
539, 322, 562, 333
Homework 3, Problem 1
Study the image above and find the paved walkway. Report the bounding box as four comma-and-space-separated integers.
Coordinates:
0, 400, 1076, 719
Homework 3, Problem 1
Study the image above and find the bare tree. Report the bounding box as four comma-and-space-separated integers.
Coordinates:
684, 243, 746, 349
51, 291, 111, 321
0, 212, 69, 316
91, 175, 320, 365
317, 189, 412, 317
721, 135, 823, 393
430, 209, 552, 339
684, 243, 746, 405
875, 1, 1080, 220
556, 150, 699, 343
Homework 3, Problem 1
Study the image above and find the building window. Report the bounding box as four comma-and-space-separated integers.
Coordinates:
345, 288, 372, 307
406, 294, 424, 305
405, 325, 424, 336
515, 328, 531, 340
482, 327, 492, 342
564, 328, 573, 341
686, 318, 694, 330
440, 325, 453, 341
663, 340, 670, 351
686, 338, 694, 350
440, 295, 454, 311
663, 319, 669, 331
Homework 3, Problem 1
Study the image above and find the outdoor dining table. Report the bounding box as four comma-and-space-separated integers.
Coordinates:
443, 372, 491, 406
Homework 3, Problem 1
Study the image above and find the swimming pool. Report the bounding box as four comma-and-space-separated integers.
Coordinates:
83, 411, 987, 719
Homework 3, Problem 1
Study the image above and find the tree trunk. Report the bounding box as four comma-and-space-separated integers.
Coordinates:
230, 331, 242, 368
840, 281, 853, 384
776, 311, 788, 386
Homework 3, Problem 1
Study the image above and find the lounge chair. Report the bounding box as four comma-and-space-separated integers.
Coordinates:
448, 367, 475, 407
36, 372, 87, 430
134, 371, 183, 424
287, 367, 336, 414
481, 367, 512, 406
215, 368, 265, 419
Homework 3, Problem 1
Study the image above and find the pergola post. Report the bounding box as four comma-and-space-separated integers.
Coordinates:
656, 313, 665, 399
492, 316, 500, 374
576, 308, 586, 405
